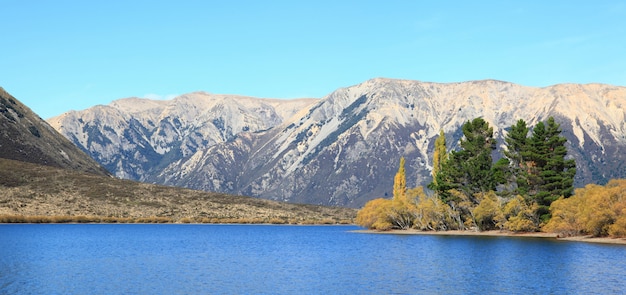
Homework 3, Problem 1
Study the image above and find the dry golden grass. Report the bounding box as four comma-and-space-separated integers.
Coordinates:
0, 158, 356, 224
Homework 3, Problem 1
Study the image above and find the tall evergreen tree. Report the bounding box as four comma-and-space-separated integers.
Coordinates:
504, 119, 530, 167
524, 117, 576, 217
501, 119, 531, 195
523, 121, 547, 196
444, 118, 496, 203
538, 117, 576, 201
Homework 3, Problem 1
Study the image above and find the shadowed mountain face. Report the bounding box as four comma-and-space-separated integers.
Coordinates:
50, 79, 626, 208
0, 88, 109, 176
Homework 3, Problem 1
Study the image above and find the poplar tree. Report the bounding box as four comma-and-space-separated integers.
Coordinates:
429, 130, 454, 203
393, 157, 407, 201
431, 129, 447, 186
389, 157, 416, 229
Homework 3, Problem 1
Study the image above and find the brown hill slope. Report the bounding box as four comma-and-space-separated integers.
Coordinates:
0, 158, 356, 223
0, 87, 109, 175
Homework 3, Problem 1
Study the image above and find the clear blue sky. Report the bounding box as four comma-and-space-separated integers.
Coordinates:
2, 1, 625, 119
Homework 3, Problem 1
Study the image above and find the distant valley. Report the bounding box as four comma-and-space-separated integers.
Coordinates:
49, 78, 626, 208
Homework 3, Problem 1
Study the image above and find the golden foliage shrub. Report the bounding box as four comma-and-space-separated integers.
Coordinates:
356, 198, 393, 230
502, 195, 540, 232
412, 188, 456, 231
472, 191, 505, 231
543, 179, 626, 237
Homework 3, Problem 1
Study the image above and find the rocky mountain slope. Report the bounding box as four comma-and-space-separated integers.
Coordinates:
0, 87, 109, 175
48, 92, 316, 180
50, 79, 626, 208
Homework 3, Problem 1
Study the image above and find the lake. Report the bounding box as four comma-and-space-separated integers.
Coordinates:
0, 224, 624, 294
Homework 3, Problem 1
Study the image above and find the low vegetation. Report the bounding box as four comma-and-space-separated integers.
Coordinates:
0, 158, 356, 224
357, 117, 626, 238
543, 179, 626, 237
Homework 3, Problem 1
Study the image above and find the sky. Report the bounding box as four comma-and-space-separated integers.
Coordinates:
2, 1, 626, 119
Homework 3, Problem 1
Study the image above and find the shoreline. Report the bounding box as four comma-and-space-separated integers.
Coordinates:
353, 229, 626, 245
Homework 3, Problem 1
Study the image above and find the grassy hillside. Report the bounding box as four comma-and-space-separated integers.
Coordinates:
0, 158, 356, 224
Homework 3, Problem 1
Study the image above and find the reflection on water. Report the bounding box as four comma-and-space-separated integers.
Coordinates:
1, 224, 625, 294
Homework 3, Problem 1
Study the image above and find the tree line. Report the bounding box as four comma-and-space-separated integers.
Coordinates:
356, 117, 626, 237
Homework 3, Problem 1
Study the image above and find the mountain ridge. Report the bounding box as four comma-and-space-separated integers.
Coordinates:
50, 78, 626, 207
49, 92, 317, 180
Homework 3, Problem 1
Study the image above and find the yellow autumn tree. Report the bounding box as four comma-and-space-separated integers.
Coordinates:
446, 189, 475, 230
356, 158, 418, 230
542, 194, 583, 236
607, 180, 626, 236
472, 191, 505, 231
543, 179, 626, 237
355, 198, 393, 230
412, 187, 456, 231
388, 157, 418, 229
502, 195, 540, 232
608, 204, 626, 237
578, 184, 616, 237
431, 129, 447, 187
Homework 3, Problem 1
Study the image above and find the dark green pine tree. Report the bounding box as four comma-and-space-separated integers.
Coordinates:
504, 119, 530, 167
524, 117, 576, 217
501, 119, 531, 195
444, 118, 496, 204
539, 117, 576, 200
523, 120, 548, 197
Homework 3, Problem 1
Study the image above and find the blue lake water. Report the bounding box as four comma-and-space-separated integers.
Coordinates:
1, 224, 625, 294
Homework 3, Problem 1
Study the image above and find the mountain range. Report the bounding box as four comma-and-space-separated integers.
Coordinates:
0, 87, 355, 222
49, 78, 626, 208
